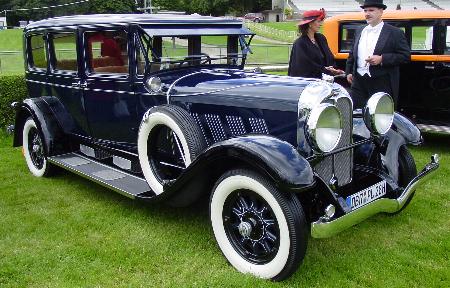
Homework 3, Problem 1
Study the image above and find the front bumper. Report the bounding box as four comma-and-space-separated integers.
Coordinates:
311, 154, 440, 238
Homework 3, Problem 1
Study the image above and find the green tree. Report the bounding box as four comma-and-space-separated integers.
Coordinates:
3, 0, 137, 26
87, 0, 136, 14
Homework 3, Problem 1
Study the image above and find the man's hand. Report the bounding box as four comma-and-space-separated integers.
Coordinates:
365, 55, 382, 66
347, 73, 353, 84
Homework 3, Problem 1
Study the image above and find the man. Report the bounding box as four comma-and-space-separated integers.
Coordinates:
346, 0, 410, 109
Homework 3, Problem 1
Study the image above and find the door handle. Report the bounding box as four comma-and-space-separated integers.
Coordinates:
72, 81, 88, 88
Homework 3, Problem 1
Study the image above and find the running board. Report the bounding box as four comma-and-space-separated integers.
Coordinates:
48, 153, 154, 199
416, 124, 450, 134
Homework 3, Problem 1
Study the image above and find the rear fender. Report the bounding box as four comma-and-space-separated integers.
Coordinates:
13, 97, 68, 156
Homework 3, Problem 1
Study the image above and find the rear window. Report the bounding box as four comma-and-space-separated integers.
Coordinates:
28, 33, 47, 69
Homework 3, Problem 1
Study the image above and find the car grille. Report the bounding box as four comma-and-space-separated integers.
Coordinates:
314, 96, 353, 186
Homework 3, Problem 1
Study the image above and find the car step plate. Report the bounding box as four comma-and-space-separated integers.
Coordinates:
346, 180, 387, 211
48, 152, 152, 199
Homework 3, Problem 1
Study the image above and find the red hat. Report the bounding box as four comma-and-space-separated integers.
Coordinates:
297, 9, 326, 26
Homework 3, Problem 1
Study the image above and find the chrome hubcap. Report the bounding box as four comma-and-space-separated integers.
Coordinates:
238, 221, 252, 237
32, 144, 40, 153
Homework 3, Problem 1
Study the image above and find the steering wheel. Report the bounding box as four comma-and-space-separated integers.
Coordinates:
179, 53, 211, 67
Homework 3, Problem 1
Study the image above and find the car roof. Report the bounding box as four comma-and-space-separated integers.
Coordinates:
325, 10, 450, 22
25, 13, 243, 31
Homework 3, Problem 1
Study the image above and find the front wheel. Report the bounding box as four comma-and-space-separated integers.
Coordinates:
394, 145, 418, 213
22, 117, 53, 177
209, 169, 308, 281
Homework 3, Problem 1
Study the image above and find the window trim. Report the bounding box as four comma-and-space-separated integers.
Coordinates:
27, 32, 48, 72
48, 31, 79, 75
82, 28, 130, 78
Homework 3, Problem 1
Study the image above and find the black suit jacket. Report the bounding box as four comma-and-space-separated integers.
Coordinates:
288, 33, 335, 78
345, 23, 410, 100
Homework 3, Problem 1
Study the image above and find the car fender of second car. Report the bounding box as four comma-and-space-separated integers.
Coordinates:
13, 97, 70, 156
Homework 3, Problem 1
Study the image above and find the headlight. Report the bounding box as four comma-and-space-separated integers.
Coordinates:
145, 77, 162, 93
364, 92, 394, 135
306, 103, 343, 153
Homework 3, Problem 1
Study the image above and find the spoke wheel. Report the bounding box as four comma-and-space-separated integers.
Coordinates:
22, 117, 53, 177
210, 169, 308, 281
28, 126, 45, 169
224, 189, 280, 264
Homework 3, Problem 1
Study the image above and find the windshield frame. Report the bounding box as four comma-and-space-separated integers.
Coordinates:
136, 26, 254, 75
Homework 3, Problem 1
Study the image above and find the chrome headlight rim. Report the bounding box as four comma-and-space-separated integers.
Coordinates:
306, 103, 343, 153
364, 92, 394, 136
145, 76, 162, 93
298, 81, 333, 115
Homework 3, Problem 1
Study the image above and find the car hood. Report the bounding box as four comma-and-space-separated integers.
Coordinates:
167, 69, 316, 112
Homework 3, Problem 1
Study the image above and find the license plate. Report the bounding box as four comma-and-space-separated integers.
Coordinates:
346, 180, 387, 210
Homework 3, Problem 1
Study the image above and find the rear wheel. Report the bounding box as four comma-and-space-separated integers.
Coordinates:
22, 117, 53, 177
210, 169, 308, 281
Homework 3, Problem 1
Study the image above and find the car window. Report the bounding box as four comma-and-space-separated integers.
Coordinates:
52, 32, 77, 72
85, 30, 128, 74
339, 24, 360, 52
28, 33, 47, 69
411, 25, 433, 51
138, 34, 246, 74
445, 24, 450, 55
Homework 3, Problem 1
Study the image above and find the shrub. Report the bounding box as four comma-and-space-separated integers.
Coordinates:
0, 74, 27, 128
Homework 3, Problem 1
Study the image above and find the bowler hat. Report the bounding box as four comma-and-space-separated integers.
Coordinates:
360, 0, 387, 10
297, 9, 326, 26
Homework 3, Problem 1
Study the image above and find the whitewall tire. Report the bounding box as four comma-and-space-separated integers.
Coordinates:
210, 169, 308, 281
22, 117, 51, 177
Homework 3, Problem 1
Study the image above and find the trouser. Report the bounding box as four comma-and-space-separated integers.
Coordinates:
350, 73, 394, 110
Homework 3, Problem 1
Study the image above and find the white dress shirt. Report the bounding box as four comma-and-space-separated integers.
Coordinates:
357, 21, 384, 77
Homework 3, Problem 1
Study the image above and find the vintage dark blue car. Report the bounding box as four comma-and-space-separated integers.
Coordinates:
12, 14, 439, 280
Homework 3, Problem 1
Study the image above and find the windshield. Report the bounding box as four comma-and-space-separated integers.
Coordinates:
136, 31, 253, 75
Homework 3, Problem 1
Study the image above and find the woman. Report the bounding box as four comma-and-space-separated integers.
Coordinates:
288, 9, 343, 78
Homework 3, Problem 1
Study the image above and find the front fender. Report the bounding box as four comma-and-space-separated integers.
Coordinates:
165, 135, 315, 199
352, 112, 422, 181
391, 112, 422, 145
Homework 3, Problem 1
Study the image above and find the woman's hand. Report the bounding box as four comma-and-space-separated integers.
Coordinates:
325, 66, 345, 75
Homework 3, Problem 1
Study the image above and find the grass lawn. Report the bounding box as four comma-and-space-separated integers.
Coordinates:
0, 130, 449, 287
0, 29, 23, 51
262, 22, 298, 32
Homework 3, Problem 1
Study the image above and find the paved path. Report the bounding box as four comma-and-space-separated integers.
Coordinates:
252, 35, 292, 45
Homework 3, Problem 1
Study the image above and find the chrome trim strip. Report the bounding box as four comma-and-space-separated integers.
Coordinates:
25, 79, 134, 95
311, 154, 440, 238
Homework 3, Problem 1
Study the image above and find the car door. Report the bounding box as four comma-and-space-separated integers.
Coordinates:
398, 20, 449, 125
80, 28, 139, 145
47, 30, 90, 136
